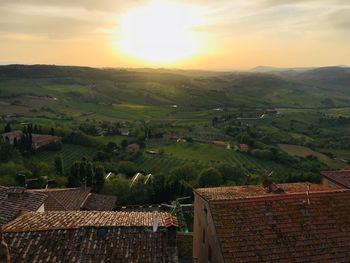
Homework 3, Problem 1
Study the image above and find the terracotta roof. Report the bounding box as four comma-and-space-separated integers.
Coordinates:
30, 187, 91, 211
81, 193, 117, 211
3, 211, 179, 232
211, 140, 226, 146
3, 211, 178, 263
239, 144, 249, 150
195, 183, 330, 201
322, 169, 350, 188
0, 186, 47, 225
197, 183, 350, 262
31, 134, 60, 143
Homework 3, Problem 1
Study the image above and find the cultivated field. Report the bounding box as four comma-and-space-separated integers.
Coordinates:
33, 144, 97, 169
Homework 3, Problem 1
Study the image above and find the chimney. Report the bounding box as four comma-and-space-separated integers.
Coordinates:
0, 229, 11, 263
7, 188, 25, 199
263, 180, 284, 194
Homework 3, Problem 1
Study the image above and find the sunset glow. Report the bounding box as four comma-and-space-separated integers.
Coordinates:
116, 1, 205, 64
0, 0, 350, 69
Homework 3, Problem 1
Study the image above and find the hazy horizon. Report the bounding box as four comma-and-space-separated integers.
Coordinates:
1, 0, 350, 70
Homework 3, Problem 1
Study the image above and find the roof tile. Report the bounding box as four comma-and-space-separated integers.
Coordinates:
2, 211, 178, 263
0, 186, 47, 225
197, 184, 350, 262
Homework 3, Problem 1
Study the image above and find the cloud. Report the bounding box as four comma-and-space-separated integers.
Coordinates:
0, 0, 146, 12
0, 2, 118, 40
328, 8, 350, 31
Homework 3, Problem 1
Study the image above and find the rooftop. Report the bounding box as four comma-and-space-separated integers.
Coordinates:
208, 189, 350, 262
322, 169, 350, 188
3, 211, 178, 232
3, 211, 178, 263
0, 186, 47, 225
195, 182, 331, 202
81, 193, 117, 211
29, 187, 91, 211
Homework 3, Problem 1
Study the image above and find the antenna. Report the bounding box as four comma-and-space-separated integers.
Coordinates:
152, 218, 159, 232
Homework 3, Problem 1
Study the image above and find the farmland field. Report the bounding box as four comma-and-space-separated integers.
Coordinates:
278, 144, 344, 168
138, 142, 289, 175
32, 144, 97, 169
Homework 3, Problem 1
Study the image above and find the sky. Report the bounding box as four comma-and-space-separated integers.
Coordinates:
0, 0, 349, 70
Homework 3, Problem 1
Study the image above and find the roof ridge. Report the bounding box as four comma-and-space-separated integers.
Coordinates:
209, 189, 350, 204
30, 187, 86, 192
3, 211, 178, 233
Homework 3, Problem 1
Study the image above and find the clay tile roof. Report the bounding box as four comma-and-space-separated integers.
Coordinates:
195, 183, 330, 201
3, 211, 179, 232
81, 193, 117, 211
196, 183, 350, 262
321, 169, 350, 188
0, 186, 47, 225
29, 187, 91, 211
3, 211, 179, 263
208, 189, 350, 262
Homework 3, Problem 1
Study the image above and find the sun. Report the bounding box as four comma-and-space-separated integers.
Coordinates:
116, 1, 205, 65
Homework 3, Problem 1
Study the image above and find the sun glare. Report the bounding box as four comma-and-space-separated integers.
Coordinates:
116, 1, 205, 65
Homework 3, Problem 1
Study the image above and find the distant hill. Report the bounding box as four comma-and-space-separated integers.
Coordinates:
1, 64, 350, 109
293, 67, 350, 91
250, 66, 314, 73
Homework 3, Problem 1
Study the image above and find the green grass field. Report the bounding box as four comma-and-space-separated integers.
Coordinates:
137, 142, 289, 175
32, 144, 97, 169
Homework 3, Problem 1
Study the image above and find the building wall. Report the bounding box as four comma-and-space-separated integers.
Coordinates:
177, 232, 193, 260
193, 193, 224, 263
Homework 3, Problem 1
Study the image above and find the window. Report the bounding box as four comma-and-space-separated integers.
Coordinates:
202, 228, 206, 245
208, 245, 212, 263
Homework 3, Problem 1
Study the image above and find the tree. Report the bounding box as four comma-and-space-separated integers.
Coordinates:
216, 163, 245, 185
86, 162, 95, 187
121, 139, 128, 149
0, 139, 20, 163
151, 173, 167, 203
198, 168, 223, 187
54, 156, 64, 175
4, 123, 11, 133
102, 177, 129, 204
68, 161, 81, 187
165, 173, 193, 201
171, 164, 197, 183
49, 127, 55, 136
130, 176, 152, 204
118, 161, 136, 177
93, 166, 105, 193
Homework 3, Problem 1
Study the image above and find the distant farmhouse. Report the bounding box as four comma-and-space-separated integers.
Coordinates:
2, 211, 179, 263
193, 182, 350, 262
31, 134, 60, 149
119, 128, 130, 136
1, 131, 22, 144
127, 143, 140, 153
210, 140, 226, 147
239, 143, 249, 152
1, 130, 61, 150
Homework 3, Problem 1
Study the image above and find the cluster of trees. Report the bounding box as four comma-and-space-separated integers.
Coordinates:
67, 159, 105, 193
103, 163, 246, 205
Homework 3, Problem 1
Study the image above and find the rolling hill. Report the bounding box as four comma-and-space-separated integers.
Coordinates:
1, 65, 350, 115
